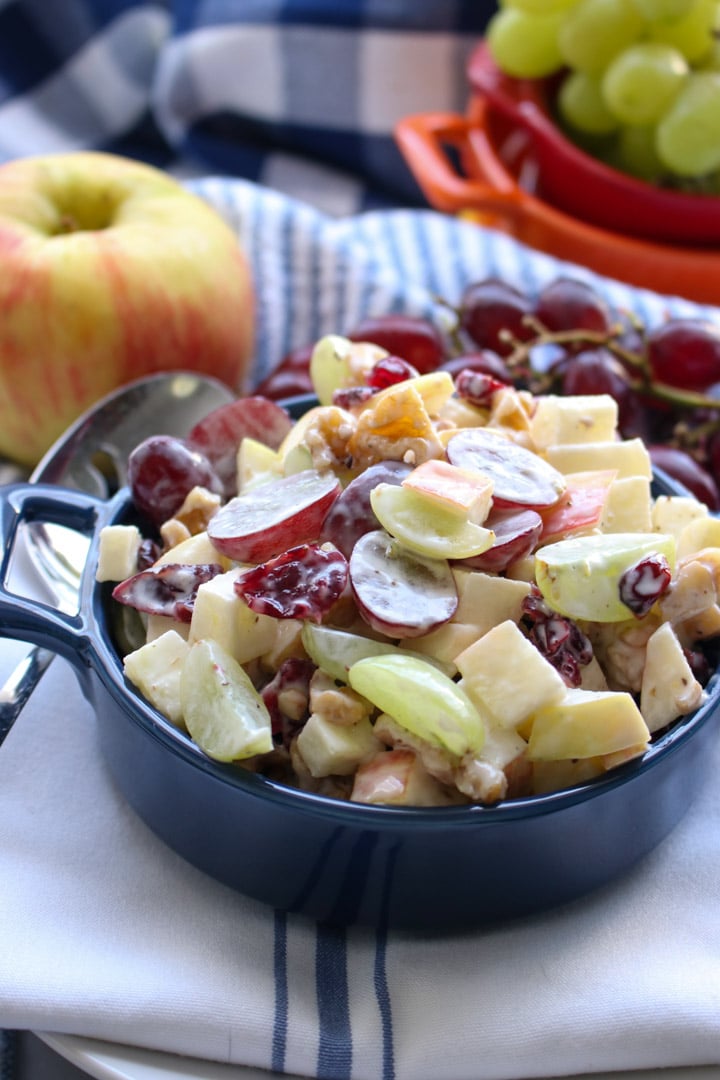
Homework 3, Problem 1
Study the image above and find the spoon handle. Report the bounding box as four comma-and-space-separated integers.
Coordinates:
0, 646, 55, 745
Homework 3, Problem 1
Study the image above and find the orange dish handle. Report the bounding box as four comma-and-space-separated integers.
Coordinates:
395, 111, 530, 225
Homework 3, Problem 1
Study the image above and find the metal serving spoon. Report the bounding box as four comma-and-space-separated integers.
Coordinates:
0, 371, 236, 742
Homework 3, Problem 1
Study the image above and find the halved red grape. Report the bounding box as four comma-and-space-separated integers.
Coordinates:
347, 314, 446, 374
320, 460, 412, 557
208, 470, 341, 563
235, 544, 348, 623
457, 506, 543, 572
128, 435, 223, 527
446, 428, 566, 508
187, 396, 293, 496
349, 529, 458, 639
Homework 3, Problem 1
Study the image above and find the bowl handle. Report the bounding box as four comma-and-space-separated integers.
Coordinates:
0, 483, 106, 670
395, 110, 529, 222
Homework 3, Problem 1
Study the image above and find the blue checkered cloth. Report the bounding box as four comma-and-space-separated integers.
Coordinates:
0, 0, 496, 215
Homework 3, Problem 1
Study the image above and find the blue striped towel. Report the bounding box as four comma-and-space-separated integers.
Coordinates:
0, 0, 496, 216
1, 176, 720, 1080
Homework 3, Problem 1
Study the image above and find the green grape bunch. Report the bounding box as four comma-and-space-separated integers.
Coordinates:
487, 0, 720, 191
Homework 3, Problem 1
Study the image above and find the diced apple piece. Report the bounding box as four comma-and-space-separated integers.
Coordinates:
640, 621, 703, 733
180, 639, 273, 761
400, 622, 480, 667
579, 654, 609, 691
527, 688, 650, 760
402, 460, 493, 523
478, 722, 528, 771
96, 524, 142, 582
532, 741, 648, 793
530, 394, 618, 450
601, 477, 652, 533
545, 438, 652, 479
123, 629, 191, 728
535, 532, 677, 623
374, 370, 455, 417
455, 620, 566, 730
676, 515, 720, 560
261, 620, 306, 670
189, 569, 279, 664
350, 748, 456, 806
652, 495, 708, 539
237, 436, 282, 492
452, 569, 531, 632
539, 470, 616, 543
155, 529, 231, 569
296, 713, 382, 777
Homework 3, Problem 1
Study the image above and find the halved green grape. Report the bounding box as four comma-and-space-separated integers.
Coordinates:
559, 0, 645, 76
486, 8, 565, 78
558, 70, 620, 134
300, 623, 453, 683
535, 533, 677, 623
309, 334, 354, 407
370, 483, 495, 560
348, 654, 485, 758
649, 0, 718, 62
602, 43, 689, 124
181, 639, 273, 761
656, 71, 720, 175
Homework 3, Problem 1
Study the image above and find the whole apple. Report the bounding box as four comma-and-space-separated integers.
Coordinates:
0, 151, 255, 465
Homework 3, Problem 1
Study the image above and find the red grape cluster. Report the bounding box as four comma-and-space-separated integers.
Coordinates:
255, 276, 720, 510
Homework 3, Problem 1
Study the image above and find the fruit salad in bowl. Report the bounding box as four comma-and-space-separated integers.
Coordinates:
99, 334, 720, 815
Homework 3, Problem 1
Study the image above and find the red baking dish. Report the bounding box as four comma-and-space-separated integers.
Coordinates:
465, 41, 720, 248
395, 101, 720, 305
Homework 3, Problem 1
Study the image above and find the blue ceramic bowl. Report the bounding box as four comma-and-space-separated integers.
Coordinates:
0, 470, 718, 932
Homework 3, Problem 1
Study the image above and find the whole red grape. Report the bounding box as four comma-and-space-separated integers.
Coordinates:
534, 277, 613, 335
458, 278, 535, 356
646, 319, 720, 391
347, 313, 446, 374
128, 435, 223, 526
649, 444, 720, 511
438, 349, 512, 382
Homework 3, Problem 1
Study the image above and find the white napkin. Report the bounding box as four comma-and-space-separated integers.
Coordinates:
1, 179, 720, 1080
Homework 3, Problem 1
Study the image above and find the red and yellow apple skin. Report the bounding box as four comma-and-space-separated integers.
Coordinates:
0, 151, 255, 465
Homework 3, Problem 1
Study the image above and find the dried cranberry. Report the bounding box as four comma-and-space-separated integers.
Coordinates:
454, 369, 509, 407
332, 386, 377, 409
235, 544, 349, 623
366, 355, 420, 389
521, 587, 593, 688
112, 562, 224, 622
261, 657, 316, 742
618, 554, 672, 617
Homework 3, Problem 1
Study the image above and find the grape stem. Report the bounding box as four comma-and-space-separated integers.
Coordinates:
496, 318, 720, 415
